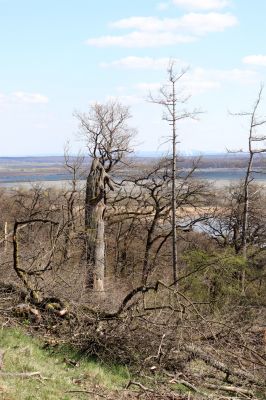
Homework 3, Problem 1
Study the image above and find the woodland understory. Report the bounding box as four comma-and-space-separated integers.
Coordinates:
1, 74, 266, 398
0, 163, 265, 399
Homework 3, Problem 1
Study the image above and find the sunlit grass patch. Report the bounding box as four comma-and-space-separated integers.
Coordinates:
0, 328, 129, 400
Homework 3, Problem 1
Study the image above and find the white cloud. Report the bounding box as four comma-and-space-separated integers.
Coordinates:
183, 67, 257, 93
184, 77, 221, 94
87, 31, 196, 48
242, 55, 266, 67
110, 13, 237, 35
0, 91, 49, 106
101, 59, 256, 93
209, 68, 257, 83
135, 77, 220, 96
12, 92, 49, 104
107, 94, 143, 105
114, 77, 219, 102
188, 67, 257, 85
172, 0, 230, 10
178, 12, 237, 34
116, 67, 258, 101
135, 82, 162, 92
0, 93, 6, 104
87, 12, 237, 48
157, 2, 169, 11
100, 56, 186, 70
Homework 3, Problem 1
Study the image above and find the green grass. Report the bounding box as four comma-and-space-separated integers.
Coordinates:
0, 328, 129, 400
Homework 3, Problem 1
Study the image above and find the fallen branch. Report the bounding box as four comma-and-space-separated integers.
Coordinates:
0, 350, 5, 370
183, 344, 263, 386
66, 390, 107, 398
169, 378, 210, 397
204, 383, 254, 397
85, 281, 161, 319
126, 380, 155, 393
0, 371, 45, 379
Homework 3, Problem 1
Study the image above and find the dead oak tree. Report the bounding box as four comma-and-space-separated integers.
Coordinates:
75, 101, 135, 291
230, 85, 266, 293
149, 61, 201, 285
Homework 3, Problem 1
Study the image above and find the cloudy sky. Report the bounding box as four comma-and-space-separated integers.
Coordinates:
1, 0, 266, 156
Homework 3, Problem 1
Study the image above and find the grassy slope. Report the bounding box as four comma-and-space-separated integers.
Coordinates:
0, 329, 129, 400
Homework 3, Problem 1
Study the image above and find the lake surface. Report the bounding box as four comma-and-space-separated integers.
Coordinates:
191, 168, 266, 181
0, 168, 265, 189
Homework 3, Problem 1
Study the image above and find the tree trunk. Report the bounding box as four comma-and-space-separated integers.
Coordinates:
92, 202, 105, 291
4, 222, 8, 253
85, 158, 112, 291
171, 79, 178, 285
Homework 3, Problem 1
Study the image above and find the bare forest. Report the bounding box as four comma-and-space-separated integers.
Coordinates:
0, 75, 265, 400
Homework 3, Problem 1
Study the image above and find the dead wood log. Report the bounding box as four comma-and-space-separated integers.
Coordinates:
0, 371, 45, 379
183, 344, 263, 386
14, 303, 42, 322
126, 380, 156, 393
0, 350, 5, 370
65, 390, 108, 398
203, 383, 254, 397
169, 378, 209, 397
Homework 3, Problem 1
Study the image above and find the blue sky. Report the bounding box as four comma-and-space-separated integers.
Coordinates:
1, 0, 266, 156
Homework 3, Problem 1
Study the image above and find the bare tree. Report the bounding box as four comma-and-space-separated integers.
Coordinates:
202, 181, 266, 280
75, 101, 135, 291
231, 85, 266, 293
12, 218, 60, 303
62, 144, 85, 259
109, 158, 209, 285
150, 61, 201, 284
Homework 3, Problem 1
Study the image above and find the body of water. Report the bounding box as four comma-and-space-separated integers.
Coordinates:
192, 168, 266, 181
0, 168, 265, 188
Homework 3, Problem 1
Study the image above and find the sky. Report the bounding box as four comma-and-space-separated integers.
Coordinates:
1, 0, 266, 156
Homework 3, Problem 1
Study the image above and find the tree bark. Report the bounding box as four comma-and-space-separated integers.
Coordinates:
85, 158, 113, 291
171, 78, 178, 285
4, 222, 8, 253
